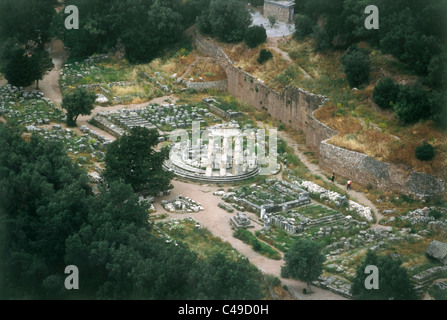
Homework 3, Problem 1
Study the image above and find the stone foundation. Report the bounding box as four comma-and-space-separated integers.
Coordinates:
264, 1, 295, 23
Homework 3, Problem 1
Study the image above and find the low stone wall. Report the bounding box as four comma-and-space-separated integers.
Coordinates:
319, 140, 446, 197
185, 80, 227, 91
411, 266, 447, 295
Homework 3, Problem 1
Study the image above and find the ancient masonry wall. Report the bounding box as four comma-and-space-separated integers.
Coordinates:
185, 80, 227, 91
264, 1, 294, 23
193, 31, 445, 196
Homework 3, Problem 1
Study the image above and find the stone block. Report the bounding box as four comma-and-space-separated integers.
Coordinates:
426, 240, 447, 265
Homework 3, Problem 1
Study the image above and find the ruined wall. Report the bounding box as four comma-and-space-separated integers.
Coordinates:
264, 1, 294, 23
185, 80, 227, 91
225, 63, 328, 144
319, 141, 446, 197
193, 31, 446, 196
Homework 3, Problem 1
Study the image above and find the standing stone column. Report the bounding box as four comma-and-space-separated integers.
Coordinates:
220, 136, 228, 176
233, 135, 243, 175
206, 136, 214, 176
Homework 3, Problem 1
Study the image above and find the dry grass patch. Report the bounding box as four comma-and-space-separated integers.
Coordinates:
184, 58, 226, 82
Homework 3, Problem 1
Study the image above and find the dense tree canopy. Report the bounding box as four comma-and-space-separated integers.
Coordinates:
293, 0, 447, 84
0, 123, 265, 299
197, 0, 252, 43
62, 0, 185, 63
0, 0, 58, 48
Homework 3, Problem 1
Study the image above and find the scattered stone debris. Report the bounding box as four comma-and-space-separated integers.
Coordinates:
161, 195, 204, 214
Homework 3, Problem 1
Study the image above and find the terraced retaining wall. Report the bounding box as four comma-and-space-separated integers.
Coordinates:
192, 30, 445, 196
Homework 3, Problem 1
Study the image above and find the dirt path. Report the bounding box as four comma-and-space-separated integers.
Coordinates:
267, 37, 311, 79
38, 40, 66, 105
154, 179, 347, 300
267, 37, 292, 63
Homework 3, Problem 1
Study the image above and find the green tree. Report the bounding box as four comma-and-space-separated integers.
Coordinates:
1, 46, 35, 88
121, 0, 184, 63
244, 25, 267, 48
342, 49, 371, 88
351, 250, 417, 300
281, 239, 325, 293
183, 0, 211, 27
29, 48, 54, 90
61, 87, 96, 127
0, 123, 91, 299
104, 126, 173, 194
373, 77, 400, 109
0, 0, 57, 48
197, 252, 263, 299
63, 0, 185, 62
393, 83, 431, 124
207, 0, 252, 43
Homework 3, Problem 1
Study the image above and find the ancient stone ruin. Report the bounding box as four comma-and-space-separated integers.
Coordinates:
230, 212, 254, 229
264, 1, 295, 23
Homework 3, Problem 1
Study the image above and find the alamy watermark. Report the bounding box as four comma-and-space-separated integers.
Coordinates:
364, 265, 379, 290
365, 5, 379, 30
64, 5, 79, 30
64, 265, 79, 290
63, 5, 379, 31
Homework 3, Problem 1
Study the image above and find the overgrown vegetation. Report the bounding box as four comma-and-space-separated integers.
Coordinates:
233, 228, 281, 260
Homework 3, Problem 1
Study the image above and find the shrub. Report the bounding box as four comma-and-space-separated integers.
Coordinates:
278, 122, 285, 131
294, 14, 313, 39
268, 15, 276, 28
429, 210, 443, 220
415, 141, 436, 161
342, 49, 370, 88
257, 49, 273, 64
373, 77, 400, 109
312, 25, 331, 51
245, 25, 267, 48
394, 84, 431, 124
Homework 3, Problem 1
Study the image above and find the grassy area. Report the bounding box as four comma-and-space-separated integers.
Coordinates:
155, 219, 240, 260
233, 228, 282, 260
291, 203, 337, 219
256, 228, 296, 253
